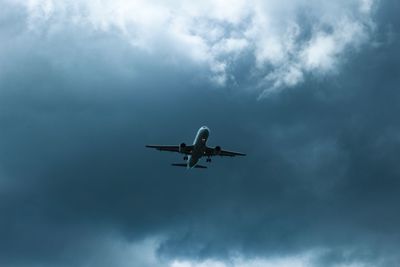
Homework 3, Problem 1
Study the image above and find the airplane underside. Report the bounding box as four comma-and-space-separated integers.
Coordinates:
146, 126, 245, 169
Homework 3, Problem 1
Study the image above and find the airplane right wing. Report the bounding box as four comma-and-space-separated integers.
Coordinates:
218, 149, 246, 157
145, 145, 193, 154
205, 146, 246, 157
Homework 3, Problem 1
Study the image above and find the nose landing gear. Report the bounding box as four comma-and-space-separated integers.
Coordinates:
183, 156, 188, 161
206, 157, 211, 163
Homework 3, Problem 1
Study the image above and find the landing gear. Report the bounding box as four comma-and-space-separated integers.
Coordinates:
183, 156, 188, 160
206, 158, 212, 163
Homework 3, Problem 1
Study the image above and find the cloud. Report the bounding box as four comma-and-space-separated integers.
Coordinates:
82, 237, 381, 267
301, 18, 367, 72
6, 0, 376, 93
53, 236, 372, 267
169, 253, 315, 267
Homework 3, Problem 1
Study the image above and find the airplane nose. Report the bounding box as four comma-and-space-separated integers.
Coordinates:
202, 126, 210, 135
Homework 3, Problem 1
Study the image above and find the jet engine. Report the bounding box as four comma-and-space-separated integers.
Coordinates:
214, 146, 221, 155
179, 143, 186, 153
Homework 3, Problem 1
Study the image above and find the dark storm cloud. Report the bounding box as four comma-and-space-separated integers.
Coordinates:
1, 0, 400, 266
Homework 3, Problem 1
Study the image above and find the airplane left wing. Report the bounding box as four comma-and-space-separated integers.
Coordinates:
205, 146, 246, 157
145, 145, 193, 154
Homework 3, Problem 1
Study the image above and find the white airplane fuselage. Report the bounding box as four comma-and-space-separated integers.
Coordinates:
187, 126, 209, 168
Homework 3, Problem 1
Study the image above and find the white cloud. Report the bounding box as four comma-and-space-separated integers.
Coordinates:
8, 0, 377, 94
301, 18, 367, 73
92, 237, 375, 267
83, 236, 166, 267
170, 256, 312, 267
359, 0, 375, 14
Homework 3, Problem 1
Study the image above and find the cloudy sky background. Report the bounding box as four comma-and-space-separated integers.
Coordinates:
1, 0, 400, 266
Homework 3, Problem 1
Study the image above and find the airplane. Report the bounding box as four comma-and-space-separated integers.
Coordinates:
146, 126, 246, 169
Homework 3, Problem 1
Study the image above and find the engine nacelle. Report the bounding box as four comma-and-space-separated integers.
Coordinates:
179, 143, 186, 153
214, 146, 221, 155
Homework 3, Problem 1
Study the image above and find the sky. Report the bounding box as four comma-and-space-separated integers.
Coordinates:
0, 0, 400, 266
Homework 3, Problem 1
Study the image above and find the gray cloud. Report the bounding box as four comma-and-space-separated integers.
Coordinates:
5, 0, 377, 93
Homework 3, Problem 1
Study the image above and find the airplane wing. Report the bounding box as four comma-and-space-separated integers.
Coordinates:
145, 145, 193, 154
205, 146, 246, 157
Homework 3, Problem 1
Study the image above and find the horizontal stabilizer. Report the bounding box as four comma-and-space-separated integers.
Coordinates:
171, 163, 207, 169
171, 163, 187, 167
193, 165, 207, 169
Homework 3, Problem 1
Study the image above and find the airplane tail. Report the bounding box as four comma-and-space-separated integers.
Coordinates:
193, 165, 207, 169
171, 163, 207, 169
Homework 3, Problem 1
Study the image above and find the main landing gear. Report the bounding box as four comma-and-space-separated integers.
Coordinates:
206, 157, 212, 163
